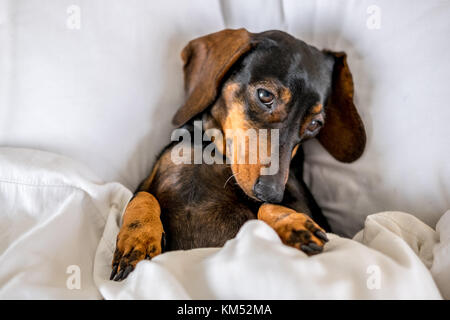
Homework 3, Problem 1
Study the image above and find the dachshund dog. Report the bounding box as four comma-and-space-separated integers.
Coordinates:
110, 28, 366, 281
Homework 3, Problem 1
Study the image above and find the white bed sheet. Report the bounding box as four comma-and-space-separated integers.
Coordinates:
0, 148, 131, 299
0, 148, 448, 299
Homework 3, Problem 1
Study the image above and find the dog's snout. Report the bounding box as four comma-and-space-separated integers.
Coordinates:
253, 177, 285, 203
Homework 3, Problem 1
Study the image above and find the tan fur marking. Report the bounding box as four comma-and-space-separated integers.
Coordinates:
280, 87, 292, 104
311, 103, 323, 114
222, 82, 264, 199
114, 192, 164, 271
291, 144, 299, 159
139, 159, 161, 191
155, 150, 186, 194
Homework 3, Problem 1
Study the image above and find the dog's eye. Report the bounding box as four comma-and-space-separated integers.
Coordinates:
307, 120, 322, 133
257, 89, 274, 105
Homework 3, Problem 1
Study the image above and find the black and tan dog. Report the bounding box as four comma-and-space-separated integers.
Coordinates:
110, 28, 366, 281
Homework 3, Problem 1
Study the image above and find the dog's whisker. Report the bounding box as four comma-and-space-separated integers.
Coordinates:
224, 172, 240, 188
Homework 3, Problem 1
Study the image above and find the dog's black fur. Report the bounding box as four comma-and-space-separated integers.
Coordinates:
110, 29, 365, 281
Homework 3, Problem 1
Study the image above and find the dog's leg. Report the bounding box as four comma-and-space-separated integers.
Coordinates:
110, 191, 164, 281
258, 203, 329, 255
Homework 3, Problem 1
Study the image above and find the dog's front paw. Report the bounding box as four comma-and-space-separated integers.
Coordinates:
110, 226, 165, 281
272, 212, 329, 255
110, 192, 164, 281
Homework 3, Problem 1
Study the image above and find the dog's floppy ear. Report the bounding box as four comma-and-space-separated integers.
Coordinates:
317, 51, 366, 163
172, 28, 254, 127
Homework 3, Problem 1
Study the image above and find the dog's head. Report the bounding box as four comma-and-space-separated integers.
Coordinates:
173, 28, 366, 203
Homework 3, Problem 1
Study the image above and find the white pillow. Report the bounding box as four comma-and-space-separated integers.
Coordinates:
0, 0, 225, 190
1, 0, 449, 236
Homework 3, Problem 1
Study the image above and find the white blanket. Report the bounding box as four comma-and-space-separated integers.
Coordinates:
0, 148, 448, 299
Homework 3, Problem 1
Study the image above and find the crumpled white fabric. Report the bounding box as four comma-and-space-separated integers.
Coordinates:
431, 212, 450, 299
96, 209, 447, 299
0, 147, 448, 299
0, 147, 132, 299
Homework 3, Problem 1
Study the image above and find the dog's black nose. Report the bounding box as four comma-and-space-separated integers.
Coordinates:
253, 177, 285, 203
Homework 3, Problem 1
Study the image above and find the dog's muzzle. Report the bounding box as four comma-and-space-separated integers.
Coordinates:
253, 176, 285, 203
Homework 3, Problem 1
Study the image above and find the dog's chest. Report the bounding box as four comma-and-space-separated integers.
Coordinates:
150, 161, 258, 250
